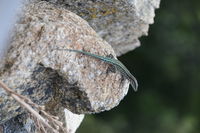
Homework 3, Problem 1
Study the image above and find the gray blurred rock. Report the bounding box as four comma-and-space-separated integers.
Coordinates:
44, 0, 160, 55
0, 0, 24, 60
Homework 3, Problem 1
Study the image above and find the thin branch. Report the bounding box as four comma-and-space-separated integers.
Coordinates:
0, 80, 59, 133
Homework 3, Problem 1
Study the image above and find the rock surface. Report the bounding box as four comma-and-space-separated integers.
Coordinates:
2, 113, 35, 133
0, 1, 129, 124
64, 108, 84, 133
0, 0, 161, 132
45, 0, 160, 55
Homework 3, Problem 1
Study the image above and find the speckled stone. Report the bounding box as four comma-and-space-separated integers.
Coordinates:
0, 1, 130, 124
44, 0, 160, 55
2, 113, 35, 133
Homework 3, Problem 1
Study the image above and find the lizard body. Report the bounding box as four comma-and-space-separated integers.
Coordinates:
55, 48, 138, 91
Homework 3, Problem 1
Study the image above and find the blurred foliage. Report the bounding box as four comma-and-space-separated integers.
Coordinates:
78, 0, 200, 132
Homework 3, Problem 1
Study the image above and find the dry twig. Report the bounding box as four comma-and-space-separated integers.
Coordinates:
0, 80, 67, 133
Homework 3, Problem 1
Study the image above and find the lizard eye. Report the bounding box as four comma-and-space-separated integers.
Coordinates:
106, 65, 116, 74
106, 54, 114, 59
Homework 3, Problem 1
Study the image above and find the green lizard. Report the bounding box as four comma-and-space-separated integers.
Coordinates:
55, 48, 138, 91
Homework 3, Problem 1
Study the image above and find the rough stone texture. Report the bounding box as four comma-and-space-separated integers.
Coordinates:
1, 109, 84, 133
2, 113, 35, 133
44, 0, 160, 55
0, 0, 161, 132
0, 1, 129, 125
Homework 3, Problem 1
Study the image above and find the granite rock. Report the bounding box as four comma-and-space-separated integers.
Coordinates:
0, 1, 129, 124
45, 0, 160, 55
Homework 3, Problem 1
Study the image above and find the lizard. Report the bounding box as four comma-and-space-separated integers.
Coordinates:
54, 48, 138, 91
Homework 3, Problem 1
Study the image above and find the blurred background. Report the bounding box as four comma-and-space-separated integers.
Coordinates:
78, 0, 200, 132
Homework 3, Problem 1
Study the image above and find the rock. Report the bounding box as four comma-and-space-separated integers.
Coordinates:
44, 0, 160, 55
2, 110, 84, 133
0, 1, 129, 124
2, 113, 35, 133
64, 108, 84, 133
0, 0, 161, 132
